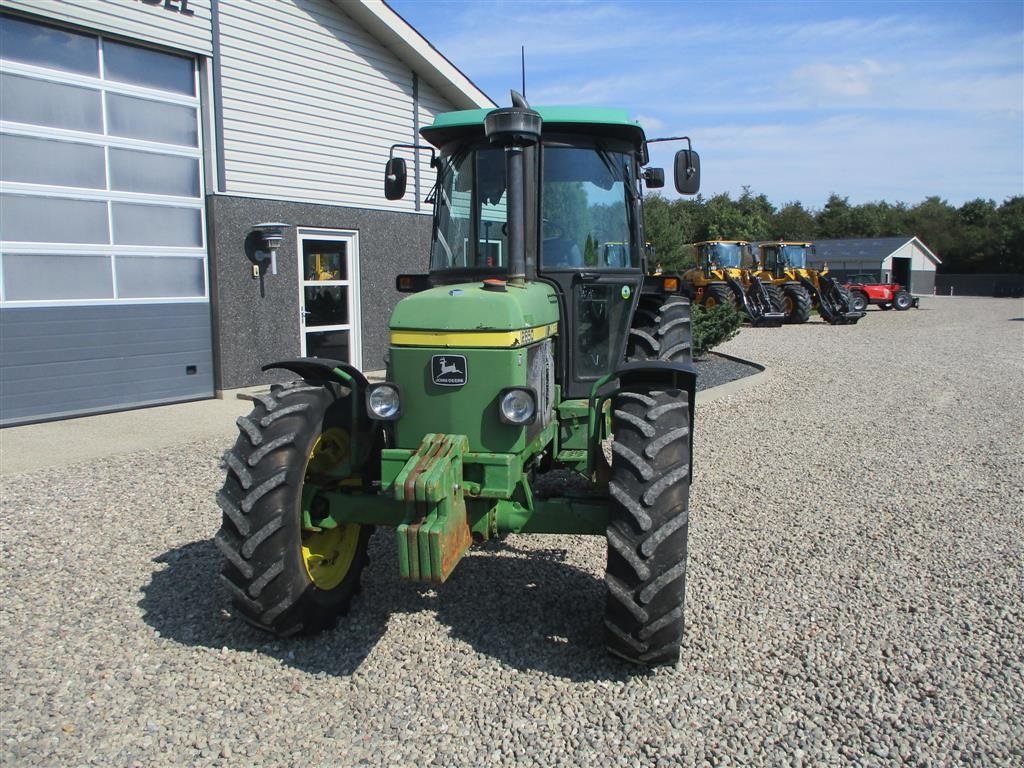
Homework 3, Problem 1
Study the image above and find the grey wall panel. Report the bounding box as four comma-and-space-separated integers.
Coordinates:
911, 270, 935, 295
1, 303, 214, 425
207, 194, 430, 390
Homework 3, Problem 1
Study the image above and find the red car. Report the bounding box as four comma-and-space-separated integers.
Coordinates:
844, 274, 919, 311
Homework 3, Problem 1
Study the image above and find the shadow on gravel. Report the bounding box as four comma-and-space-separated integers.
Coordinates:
140, 535, 646, 683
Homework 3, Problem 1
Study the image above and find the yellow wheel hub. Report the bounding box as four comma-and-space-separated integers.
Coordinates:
306, 428, 351, 476
301, 428, 359, 590
704, 296, 717, 309
783, 296, 794, 314
302, 524, 360, 590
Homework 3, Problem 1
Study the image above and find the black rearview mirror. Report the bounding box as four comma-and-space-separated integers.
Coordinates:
643, 167, 665, 189
674, 149, 700, 194
384, 157, 407, 200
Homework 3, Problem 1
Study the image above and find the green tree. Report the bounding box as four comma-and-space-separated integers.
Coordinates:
642, 193, 689, 271
772, 201, 816, 240
993, 196, 1024, 273
907, 196, 959, 269
816, 194, 855, 238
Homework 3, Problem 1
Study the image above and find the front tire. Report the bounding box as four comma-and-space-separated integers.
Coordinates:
605, 387, 691, 666
850, 290, 868, 312
893, 291, 913, 310
782, 285, 812, 324
216, 381, 374, 636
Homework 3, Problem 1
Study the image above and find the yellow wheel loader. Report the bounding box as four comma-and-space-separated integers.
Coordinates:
752, 242, 864, 325
681, 240, 784, 326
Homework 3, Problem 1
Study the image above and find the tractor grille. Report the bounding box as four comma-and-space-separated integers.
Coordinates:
528, 338, 555, 432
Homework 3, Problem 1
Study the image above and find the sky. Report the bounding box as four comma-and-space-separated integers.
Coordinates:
387, 0, 1024, 210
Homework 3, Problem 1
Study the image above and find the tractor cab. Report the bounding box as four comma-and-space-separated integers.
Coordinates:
389, 97, 698, 399
694, 240, 749, 276
759, 241, 813, 276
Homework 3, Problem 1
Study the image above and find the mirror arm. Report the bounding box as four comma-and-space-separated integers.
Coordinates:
388, 142, 437, 166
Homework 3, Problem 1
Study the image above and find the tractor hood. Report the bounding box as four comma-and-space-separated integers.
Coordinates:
390, 281, 559, 347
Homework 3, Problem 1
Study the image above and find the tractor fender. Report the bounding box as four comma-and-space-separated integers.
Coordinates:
262, 358, 369, 392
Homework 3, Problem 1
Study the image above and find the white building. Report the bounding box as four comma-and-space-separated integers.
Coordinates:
809, 237, 941, 294
0, 0, 493, 425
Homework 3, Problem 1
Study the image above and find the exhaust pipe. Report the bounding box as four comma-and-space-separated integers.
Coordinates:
484, 91, 541, 286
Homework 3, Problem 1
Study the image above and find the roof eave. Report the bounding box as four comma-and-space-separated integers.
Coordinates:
337, 0, 495, 110
910, 236, 943, 265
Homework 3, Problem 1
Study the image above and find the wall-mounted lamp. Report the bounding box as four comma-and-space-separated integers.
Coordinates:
252, 222, 288, 276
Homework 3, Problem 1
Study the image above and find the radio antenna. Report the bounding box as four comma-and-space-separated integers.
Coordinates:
521, 46, 526, 97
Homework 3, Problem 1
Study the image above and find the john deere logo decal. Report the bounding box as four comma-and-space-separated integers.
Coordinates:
621, 285, 632, 300
431, 355, 467, 386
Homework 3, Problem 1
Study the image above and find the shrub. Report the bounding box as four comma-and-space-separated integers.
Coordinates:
691, 302, 742, 359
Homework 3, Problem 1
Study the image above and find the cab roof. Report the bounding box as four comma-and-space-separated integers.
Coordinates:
421, 105, 647, 148
694, 240, 749, 246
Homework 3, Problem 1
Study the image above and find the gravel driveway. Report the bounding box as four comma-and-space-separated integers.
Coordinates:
2, 296, 1022, 766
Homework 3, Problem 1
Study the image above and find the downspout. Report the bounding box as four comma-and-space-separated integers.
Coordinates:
412, 72, 420, 212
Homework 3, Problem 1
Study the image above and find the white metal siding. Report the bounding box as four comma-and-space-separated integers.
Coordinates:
217, 0, 457, 211
884, 241, 936, 273
3, 0, 212, 55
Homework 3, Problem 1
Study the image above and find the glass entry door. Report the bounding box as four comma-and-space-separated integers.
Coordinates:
298, 229, 361, 368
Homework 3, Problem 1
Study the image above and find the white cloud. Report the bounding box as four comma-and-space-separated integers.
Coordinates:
791, 59, 892, 98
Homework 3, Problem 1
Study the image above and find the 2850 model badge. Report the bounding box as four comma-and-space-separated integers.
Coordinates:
431, 355, 467, 386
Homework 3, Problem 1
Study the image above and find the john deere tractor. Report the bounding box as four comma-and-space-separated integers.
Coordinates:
752, 241, 864, 325
215, 93, 701, 666
681, 240, 784, 326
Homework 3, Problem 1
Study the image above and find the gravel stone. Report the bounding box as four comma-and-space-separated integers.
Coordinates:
1, 296, 1022, 767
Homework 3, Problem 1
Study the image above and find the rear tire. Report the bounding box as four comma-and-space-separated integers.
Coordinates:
216, 381, 375, 636
850, 290, 868, 312
605, 387, 691, 666
782, 285, 812, 324
893, 291, 912, 310
626, 294, 692, 365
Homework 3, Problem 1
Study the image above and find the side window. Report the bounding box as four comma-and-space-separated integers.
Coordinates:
542, 147, 633, 270
431, 149, 508, 270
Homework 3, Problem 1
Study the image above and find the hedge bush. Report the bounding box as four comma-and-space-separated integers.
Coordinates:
691, 302, 742, 359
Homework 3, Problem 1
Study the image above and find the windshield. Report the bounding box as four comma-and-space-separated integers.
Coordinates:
430, 147, 508, 271
430, 143, 637, 272
779, 245, 808, 268
704, 243, 743, 268
542, 146, 634, 269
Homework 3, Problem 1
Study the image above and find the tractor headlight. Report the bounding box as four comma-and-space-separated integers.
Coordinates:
366, 383, 401, 420
499, 388, 536, 425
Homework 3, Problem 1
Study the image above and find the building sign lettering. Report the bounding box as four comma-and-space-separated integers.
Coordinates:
137, 0, 195, 17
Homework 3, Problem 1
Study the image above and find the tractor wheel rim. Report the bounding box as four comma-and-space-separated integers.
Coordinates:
705, 297, 717, 308
302, 524, 360, 590
783, 296, 794, 313
306, 428, 351, 476
301, 430, 360, 590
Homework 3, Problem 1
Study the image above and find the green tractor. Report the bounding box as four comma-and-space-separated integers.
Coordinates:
216, 93, 700, 665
